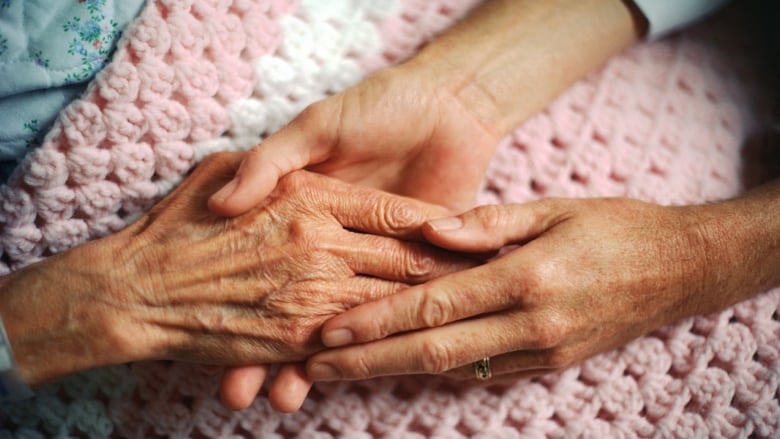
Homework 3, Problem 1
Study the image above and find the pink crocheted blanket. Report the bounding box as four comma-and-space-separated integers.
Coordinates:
1, 1, 778, 437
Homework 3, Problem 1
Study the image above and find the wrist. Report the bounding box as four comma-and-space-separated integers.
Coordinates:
406, 0, 644, 137
677, 183, 780, 316
0, 237, 141, 386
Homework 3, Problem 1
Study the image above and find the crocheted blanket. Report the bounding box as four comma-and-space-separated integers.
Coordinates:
1, 1, 778, 437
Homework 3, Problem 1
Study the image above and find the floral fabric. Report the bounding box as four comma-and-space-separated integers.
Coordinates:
0, 0, 145, 181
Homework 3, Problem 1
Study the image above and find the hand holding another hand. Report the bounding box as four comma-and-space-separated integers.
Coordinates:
207, 0, 669, 410
208, 63, 502, 216
306, 198, 750, 381
209, 62, 504, 411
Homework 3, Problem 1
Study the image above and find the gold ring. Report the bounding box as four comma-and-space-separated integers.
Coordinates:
474, 357, 492, 381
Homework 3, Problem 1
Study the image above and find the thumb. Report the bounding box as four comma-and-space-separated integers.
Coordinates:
422, 201, 561, 252
208, 121, 329, 217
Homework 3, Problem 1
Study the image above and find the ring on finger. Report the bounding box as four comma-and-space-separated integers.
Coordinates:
474, 357, 492, 381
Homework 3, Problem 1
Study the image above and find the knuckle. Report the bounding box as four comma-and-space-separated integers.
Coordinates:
418, 289, 452, 328
474, 204, 505, 231
518, 260, 555, 306
380, 200, 421, 233
534, 325, 566, 349
366, 310, 391, 340
288, 219, 318, 250
419, 340, 455, 374
346, 352, 375, 379
529, 312, 570, 349
404, 248, 436, 279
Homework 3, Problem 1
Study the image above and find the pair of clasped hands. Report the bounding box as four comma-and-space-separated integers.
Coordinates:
5, 0, 774, 418
202, 63, 720, 412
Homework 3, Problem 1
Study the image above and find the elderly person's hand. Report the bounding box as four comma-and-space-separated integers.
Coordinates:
0, 152, 474, 390
305, 185, 780, 381
212, 63, 502, 410
213, 0, 647, 410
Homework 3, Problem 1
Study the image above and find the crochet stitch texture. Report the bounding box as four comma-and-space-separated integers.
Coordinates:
1, 0, 778, 437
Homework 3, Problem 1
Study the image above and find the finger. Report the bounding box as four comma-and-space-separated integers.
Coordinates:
309, 312, 541, 381
333, 231, 480, 284
161, 276, 410, 362
158, 253, 410, 307
340, 275, 411, 304
441, 350, 560, 381
165, 277, 410, 363
219, 365, 269, 410
196, 365, 223, 376
208, 112, 335, 217
319, 256, 528, 347
422, 200, 566, 252
322, 178, 452, 241
278, 276, 411, 312
268, 363, 313, 413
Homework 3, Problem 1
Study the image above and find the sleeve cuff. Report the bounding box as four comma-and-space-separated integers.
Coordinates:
631, 0, 733, 40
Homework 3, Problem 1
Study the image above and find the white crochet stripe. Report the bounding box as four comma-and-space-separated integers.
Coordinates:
188, 0, 400, 168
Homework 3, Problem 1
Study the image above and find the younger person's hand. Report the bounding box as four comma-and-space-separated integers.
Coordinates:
208, 63, 502, 216
306, 196, 772, 381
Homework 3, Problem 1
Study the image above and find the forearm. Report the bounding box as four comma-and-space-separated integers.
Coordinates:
405, 0, 647, 136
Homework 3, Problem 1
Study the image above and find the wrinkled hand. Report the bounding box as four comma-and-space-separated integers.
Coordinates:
208, 63, 501, 216
306, 198, 725, 381
210, 63, 501, 410
0, 152, 476, 393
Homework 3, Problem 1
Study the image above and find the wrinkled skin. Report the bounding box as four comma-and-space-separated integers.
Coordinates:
0, 152, 475, 387
208, 0, 648, 410
208, 62, 502, 410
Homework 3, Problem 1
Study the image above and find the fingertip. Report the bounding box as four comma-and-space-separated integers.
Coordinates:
426, 216, 464, 232
268, 364, 313, 413
207, 154, 278, 217
423, 206, 516, 252
306, 361, 341, 382
219, 366, 268, 410
421, 215, 476, 250
208, 179, 241, 216
208, 175, 277, 217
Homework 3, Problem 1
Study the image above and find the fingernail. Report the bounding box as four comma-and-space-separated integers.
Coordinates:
323, 328, 354, 347
308, 362, 340, 381
427, 216, 463, 231
212, 178, 238, 203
